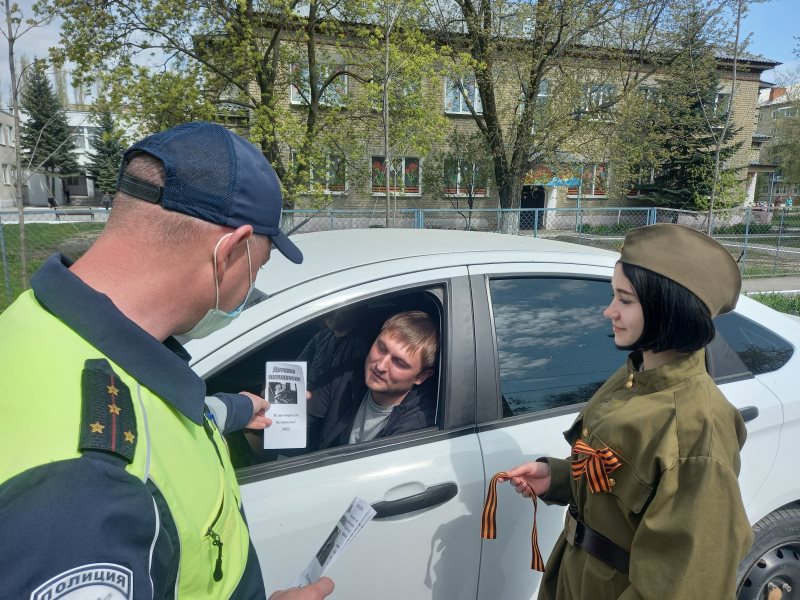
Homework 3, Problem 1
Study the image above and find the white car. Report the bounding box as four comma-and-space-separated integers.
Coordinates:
185, 229, 800, 600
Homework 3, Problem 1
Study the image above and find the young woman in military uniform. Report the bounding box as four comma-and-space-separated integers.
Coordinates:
501, 224, 754, 599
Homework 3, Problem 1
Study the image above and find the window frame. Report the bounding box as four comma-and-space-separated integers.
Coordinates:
443, 157, 489, 197
567, 163, 608, 198
289, 63, 348, 107
580, 83, 616, 119
191, 267, 475, 481
290, 151, 348, 195
444, 76, 483, 115
371, 155, 421, 196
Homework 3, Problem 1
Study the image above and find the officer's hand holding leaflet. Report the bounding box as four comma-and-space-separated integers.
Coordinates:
240, 390, 272, 429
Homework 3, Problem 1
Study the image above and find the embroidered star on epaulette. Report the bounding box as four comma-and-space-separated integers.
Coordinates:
90, 421, 105, 434
107, 384, 119, 396
124, 430, 136, 443
108, 403, 121, 415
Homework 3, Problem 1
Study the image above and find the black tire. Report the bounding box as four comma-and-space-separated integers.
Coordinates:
737, 508, 800, 599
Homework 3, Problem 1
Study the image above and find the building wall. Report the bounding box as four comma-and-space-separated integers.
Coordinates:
0, 111, 17, 210
247, 36, 774, 213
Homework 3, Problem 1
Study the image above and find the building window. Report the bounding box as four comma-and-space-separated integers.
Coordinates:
290, 64, 347, 107
0, 127, 6, 145
443, 158, 488, 196
371, 156, 420, 195
772, 106, 798, 119
1, 164, 9, 185
71, 126, 101, 151
7, 125, 14, 146
580, 84, 616, 118
567, 164, 607, 197
291, 152, 347, 194
445, 76, 482, 114
639, 86, 661, 103
714, 93, 731, 118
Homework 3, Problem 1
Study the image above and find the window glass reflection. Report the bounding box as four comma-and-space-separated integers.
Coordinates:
490, 277, 623, 416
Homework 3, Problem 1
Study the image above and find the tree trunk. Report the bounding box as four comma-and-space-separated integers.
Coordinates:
6, 0, 27, 290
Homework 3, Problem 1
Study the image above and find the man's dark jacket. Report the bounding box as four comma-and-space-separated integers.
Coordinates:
308, 368, 437, 450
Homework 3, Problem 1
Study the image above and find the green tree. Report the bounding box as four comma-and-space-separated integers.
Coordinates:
19, 59, 78, 191
340, 1, 449, 224
428, 0, 712, 232
765, 104, 800, 186
88, 110, 127, 195
47, 0, 362, 208
637, 41, 742, 210
423, 128, 494, 230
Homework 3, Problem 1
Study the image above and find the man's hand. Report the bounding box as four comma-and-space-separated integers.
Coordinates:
499, 461, 551, 498
239, 391, 272, 429
268, 577, 335, 600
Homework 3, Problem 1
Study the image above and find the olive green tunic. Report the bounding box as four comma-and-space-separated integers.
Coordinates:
539, 350, 754, 600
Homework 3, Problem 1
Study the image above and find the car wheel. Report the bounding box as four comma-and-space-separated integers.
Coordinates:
737, 508, 800, 600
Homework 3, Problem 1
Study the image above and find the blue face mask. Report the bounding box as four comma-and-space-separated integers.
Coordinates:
181, 234, 255, 339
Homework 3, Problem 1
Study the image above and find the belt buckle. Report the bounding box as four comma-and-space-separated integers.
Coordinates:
565, 512, 577, 546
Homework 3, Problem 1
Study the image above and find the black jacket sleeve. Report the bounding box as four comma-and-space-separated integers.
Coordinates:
0, 453, 179, 599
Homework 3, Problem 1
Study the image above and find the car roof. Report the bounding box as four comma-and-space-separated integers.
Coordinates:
258, 229, 618, 296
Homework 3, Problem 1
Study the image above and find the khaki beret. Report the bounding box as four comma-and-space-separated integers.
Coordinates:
620, 224, 741, 317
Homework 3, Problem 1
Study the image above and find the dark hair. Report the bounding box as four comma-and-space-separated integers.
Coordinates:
619, 262, 715, 353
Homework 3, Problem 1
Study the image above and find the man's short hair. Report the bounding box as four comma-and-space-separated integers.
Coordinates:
380, 311, 438, 370
620, 262, 715, 354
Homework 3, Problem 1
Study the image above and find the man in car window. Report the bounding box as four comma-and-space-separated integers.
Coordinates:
0, 122, 333, 600
307, 310, 438, 450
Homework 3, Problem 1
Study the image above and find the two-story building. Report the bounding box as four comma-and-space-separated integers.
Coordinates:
756, 83, 800, 207
271, 43, 779, 216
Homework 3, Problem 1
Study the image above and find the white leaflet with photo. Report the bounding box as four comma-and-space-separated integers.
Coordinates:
264, 361, 307, 449
293, 497, 376, 588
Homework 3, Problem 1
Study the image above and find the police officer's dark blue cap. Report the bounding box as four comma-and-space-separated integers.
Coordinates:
116, 121, 303, 264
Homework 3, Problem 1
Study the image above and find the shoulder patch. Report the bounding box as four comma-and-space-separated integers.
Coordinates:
31, 563, 133, 599
79, 359, 137, 463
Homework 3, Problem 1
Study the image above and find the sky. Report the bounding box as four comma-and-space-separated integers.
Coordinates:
742, 0, 800, 83
0, 0, 798, 102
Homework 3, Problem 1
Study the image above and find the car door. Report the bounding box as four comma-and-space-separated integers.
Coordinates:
192, 267, 486, 600
470, 263, 785, 600
470, 261, 620, 600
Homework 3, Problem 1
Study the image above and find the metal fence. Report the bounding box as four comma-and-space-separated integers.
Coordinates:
2, 205, 799, 311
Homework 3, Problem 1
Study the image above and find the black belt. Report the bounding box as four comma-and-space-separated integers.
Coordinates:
565, 505, 630, 575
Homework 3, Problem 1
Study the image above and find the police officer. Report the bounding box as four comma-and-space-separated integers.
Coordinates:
0, 122, 334, 600
502, 224, 753, 599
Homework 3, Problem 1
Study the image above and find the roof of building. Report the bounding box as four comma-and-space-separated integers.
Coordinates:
759, 83, 800, 108
715, 50, 781, 66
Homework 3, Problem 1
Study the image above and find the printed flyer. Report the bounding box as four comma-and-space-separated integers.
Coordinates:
264, 361, 307, 449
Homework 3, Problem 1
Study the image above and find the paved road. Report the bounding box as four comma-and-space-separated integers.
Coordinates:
742, 276, 800, 294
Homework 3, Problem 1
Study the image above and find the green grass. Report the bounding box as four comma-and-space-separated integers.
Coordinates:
750, 292, 800, 316
0, 222, 103, 311
576, 221, 636, 235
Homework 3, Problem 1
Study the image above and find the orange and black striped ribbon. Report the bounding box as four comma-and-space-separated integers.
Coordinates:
571, 439, 621, 493
481, 471, 545, 572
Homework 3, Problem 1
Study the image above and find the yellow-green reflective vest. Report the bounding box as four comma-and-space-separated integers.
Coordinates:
0, 291, 252, 598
